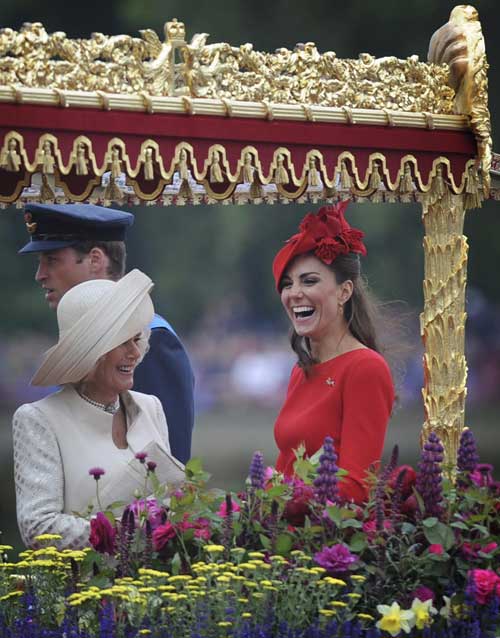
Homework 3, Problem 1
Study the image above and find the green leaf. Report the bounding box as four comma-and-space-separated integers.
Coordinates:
349, 532, 367, 552
171, 552, 181, 575
326, 506, 342, 526
423, 521, 455, 550
422, 517, 438, 528
401, 522, 416, 535
275, 534, 293, 555
259, 534, 271, 550
340, 518, 362, 529
450, 521, 469, 531
185, 457, 203, 477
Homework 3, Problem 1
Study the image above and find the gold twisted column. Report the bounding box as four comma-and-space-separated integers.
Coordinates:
420, 193, 468, 470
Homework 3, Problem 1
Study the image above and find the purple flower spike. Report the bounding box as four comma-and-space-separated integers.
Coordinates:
314, 436, 339, 505
249, 451, 265, 490
89, 467, 105, 481
135, 452, 148, 463
314, 543, 358, 572
457, 429, 480, 473
146, 461, 157, 473
416, 431, 444, 519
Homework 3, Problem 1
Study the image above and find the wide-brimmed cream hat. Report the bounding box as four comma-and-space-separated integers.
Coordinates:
32, 269, 154, 386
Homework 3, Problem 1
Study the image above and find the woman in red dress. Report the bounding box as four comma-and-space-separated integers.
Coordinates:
273, 202, 395, 503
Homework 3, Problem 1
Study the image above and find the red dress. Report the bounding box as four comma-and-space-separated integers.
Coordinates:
274, 348, 394, 503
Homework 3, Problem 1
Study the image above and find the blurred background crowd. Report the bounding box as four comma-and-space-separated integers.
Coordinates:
0, 0, 499, 548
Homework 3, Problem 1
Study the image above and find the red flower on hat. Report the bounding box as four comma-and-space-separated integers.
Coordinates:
272, 201, 367, 290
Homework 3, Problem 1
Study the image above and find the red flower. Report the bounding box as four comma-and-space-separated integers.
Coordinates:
389, 465, 417, 499
469, 569, 500, 605
152, 522, 177, 551
283, 480, 314, 526
428, 544, 444, 555
89, 512, 116, 554
315, 237, 348, 264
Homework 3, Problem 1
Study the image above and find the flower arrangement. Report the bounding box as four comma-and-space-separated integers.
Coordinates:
1, 431, 499, 637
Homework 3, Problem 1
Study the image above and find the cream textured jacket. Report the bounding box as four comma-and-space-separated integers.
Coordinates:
12, 385, 185, 549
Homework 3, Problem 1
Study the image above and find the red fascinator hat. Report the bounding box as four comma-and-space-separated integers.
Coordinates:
272, 201, 367, 290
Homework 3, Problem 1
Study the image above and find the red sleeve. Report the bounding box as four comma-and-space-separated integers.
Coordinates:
337, 357, 394, 503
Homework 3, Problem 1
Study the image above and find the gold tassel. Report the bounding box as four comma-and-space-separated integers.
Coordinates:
399, 163, 413, 193
250, 177, 264, 200
4, 139, 21, 172
242, 153, 255, 184
340, 160, 352, 190
144, 148, 154, 181
75, 144, 88, 176
464, 165, 482, 210
368, 161, 382, 189
429, 165, 449, 205
110, 148, 122, 179
42, 141, 55, 175
103, 176, 124, 201
209, 151, 224, 183
40, 175, 55, 201
178, 149, 190, 181
274, 156, 289, 185
308, 158, 321, 187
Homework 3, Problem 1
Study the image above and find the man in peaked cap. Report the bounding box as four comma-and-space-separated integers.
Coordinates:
19, 203, 195, 464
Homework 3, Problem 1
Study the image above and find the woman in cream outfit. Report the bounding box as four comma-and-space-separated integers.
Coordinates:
12, 269, 185, 549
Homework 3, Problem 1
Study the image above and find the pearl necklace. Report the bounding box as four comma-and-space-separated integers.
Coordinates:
77, 389, 120, 415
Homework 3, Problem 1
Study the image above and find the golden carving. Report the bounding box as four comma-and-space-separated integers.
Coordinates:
0, 21, 456, 114
428, 5, 491, 197
420, 193, 468, 471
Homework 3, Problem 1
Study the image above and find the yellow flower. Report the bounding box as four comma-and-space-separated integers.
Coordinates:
323, 577, 347, 587
410, 598, 437, 630
0, 591, 23, 601
242, 612, 252, 618
319, 609, 336, 617
330, 601, 347, 608
248, 552, 265, 559
204, 545, 225, 553
376, 602, 415, 637
350, 575, 366, 582
230, 547, 245, 555
238, 597, 249, 603
34, 533, 62, 542
0, 545, 14, 552
347, 593, 361, 600
357, 613, 374, 621
217, 621, 232, 627
138, 631, 152, 635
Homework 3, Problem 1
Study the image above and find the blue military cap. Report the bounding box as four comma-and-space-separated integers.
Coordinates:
18, 203, 135, 254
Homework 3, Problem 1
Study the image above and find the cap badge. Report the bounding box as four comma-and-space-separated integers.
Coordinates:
24, 213, 37, 234
325, 377, 335, 386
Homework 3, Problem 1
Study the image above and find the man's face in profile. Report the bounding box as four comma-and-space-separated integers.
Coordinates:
35, 247, 94, 309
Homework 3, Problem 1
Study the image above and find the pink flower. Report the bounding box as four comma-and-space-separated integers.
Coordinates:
470, 464, 494, 488
127, 498, 164, 530
264, 466, 275, 482
412, 585, 435, 602
313, 543, 358, 572
152, 522, 177, 551
469, 569, 500, 605
362, 519, 393, 540
89, 512, 116, 554
135, 452, 148, 463
428, 544, 444, 555
88, 467, 105, 480
217, 499, 241, 517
